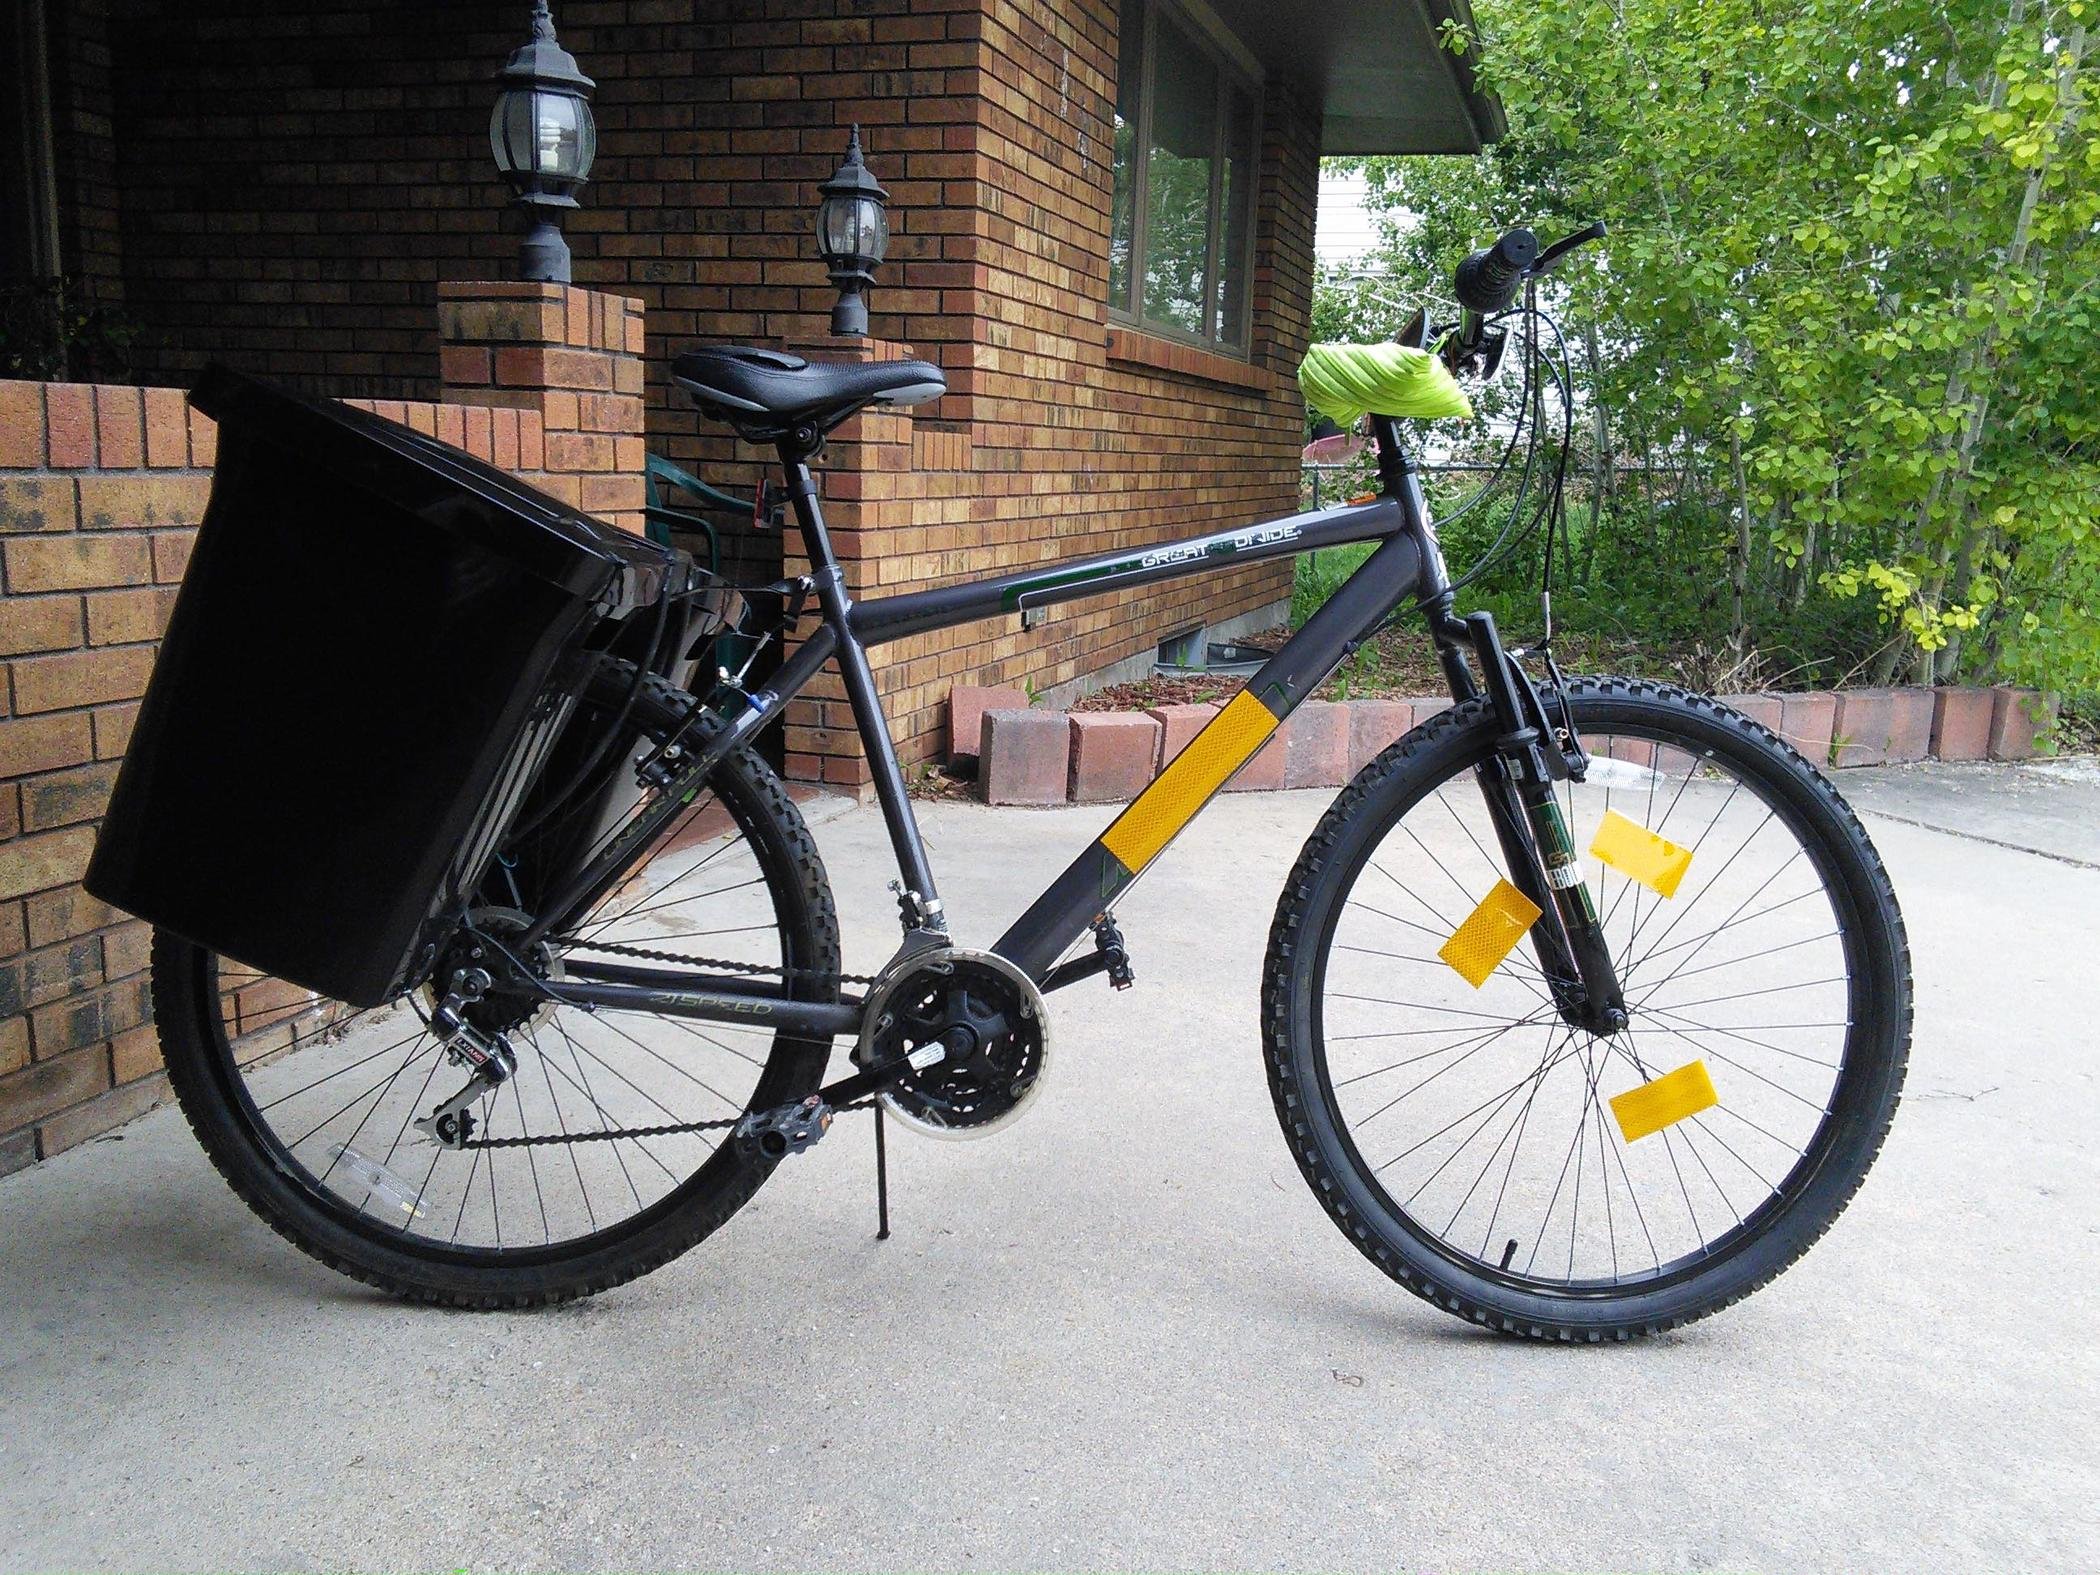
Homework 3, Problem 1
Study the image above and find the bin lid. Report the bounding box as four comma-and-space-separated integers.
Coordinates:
189, 365, 669, 615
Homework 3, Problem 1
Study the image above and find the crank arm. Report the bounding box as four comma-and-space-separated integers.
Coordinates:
818, 1039, 947, 1109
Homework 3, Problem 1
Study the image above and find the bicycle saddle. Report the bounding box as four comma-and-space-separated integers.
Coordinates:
672, 345, 946, 437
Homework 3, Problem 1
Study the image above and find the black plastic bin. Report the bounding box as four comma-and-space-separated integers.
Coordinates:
85, 367, 670, 1007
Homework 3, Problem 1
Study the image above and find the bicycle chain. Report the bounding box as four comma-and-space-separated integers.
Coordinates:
462, 1096, 882, 1149
568, 935, 880, 988
460, 939, 880, 1149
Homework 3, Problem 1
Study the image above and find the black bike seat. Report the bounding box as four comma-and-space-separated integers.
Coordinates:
672, 345, 946, 435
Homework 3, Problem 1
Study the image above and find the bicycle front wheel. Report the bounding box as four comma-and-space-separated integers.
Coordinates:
1263, 678, 1910, 1340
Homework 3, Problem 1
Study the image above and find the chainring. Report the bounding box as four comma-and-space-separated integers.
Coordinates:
858, 948, 1049, 1140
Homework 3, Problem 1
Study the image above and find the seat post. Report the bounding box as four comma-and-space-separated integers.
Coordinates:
775, 433, 839, 576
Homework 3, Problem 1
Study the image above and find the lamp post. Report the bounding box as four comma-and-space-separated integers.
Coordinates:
814, 126, 890, 337
489, 1, 597, 284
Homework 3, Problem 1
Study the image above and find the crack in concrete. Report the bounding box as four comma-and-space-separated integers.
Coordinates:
1855, 808, 2100, 871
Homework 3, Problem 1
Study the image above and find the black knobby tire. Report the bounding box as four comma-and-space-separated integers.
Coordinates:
1262, 678, 1911, 1340
152, 667, 840, 1309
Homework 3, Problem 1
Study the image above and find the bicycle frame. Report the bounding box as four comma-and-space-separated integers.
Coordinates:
524, 416, 1604, 1041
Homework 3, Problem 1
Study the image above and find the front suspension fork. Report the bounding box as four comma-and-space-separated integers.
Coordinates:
1436, 606, 1626, 1032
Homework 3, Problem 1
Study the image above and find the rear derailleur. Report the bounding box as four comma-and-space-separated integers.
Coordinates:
413, 967, 518, 1150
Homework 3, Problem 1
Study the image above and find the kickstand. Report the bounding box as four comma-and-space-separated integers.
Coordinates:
873, 1103, 891, 1242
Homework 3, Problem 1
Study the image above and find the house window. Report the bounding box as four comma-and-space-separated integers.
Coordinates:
1108, 0, 1260, 355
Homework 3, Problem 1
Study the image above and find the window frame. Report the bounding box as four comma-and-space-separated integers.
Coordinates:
1109, 0, 1264, 359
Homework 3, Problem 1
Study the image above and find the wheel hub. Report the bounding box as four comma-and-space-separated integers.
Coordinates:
426, 907, 563, 1036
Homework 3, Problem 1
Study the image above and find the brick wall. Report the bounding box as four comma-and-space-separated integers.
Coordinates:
0, 380, 208, 1174
0, 283, 646, 1175
434, 281, 650, 533
86, 1, 1320, 786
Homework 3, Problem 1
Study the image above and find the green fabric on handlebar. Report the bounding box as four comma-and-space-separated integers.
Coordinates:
1298, 342, 1473, 426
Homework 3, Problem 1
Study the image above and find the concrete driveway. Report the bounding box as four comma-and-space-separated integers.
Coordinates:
3, 759, 2096, 1572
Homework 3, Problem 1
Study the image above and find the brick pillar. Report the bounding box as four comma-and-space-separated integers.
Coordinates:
774, 335, 920, 794
436, 282, 649, 535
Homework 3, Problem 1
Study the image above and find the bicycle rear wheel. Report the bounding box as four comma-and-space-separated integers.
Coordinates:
152, 665, 840, 1308
1263, 678, 1910, 1339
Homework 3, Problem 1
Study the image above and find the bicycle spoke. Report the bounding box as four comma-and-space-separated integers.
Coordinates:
256, 1023, 431, 1113
526, 1024, 598, 1234
1376, 1037, 1587, 1173
1437, 1023, 1562, 1234
1640, 1006, 1844, 1070
280, 1041, 441, 1152
1347, 1017, 1549, 1117
1407, 1023, 1564, 1209
1334, 1015, 1548, 1083
552, 1021, 651, 1206
578, 817, 744, 938
596, 872, 769, 931
511, 1075, 552, 1245
1478, 1027, 1577, 1258
584, 1012, 740, 1130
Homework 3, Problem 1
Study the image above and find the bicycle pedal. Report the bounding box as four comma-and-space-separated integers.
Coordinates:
734, 1094, 833, 1161
1091, 915, 1135, 990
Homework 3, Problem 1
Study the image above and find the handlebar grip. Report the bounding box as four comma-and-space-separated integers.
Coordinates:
1454, 227, 1540, 313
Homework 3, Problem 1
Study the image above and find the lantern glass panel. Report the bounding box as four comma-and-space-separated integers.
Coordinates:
817, 196, 852, 261
533, 90, 591, 178
489, 90, 530, 176
860, 197, 889, 264
490, 87, 594, 181
819, 194, 887, 267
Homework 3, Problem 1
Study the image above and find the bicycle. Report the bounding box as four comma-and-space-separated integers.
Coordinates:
132, 223, 1909, 1339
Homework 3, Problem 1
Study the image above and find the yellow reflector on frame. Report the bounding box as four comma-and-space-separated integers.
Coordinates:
1610, 1061, 1719, 1143
1590, 808, 1694, 898
1437, 879, 1542, 988
1100, 690, 1278, 874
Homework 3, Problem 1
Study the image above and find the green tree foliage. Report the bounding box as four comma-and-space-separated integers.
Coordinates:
1330, 0, 2097, 693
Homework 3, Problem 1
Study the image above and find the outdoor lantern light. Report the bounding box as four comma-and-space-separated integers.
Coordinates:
815, 126, 890, 336
489, 1, 597, 284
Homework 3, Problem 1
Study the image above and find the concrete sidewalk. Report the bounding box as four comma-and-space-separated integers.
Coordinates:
2, 763, 2096, 1572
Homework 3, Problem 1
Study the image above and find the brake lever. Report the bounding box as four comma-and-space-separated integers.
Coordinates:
1437, 318, 1508, 381
1534, 220, 1608, 276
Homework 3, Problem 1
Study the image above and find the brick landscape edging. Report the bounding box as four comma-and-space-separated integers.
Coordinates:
958, 684, 2062, 807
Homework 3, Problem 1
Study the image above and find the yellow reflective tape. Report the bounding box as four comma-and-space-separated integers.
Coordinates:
1609, 1060, 1719, 1143
1100, 690, 1279, 874
1437, 878, 1542, 988
1590, 808, 1694, 898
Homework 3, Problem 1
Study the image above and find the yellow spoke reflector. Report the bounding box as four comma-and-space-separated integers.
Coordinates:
1590, 808, 1694, 898
1610, 1060, 1719, 1143
1437, 878, 1542, 988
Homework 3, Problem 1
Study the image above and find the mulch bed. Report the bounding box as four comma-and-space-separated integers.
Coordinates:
1071, 674, 1251, 712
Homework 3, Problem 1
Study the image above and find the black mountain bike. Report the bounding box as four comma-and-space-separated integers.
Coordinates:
142, 224, 1909, 1339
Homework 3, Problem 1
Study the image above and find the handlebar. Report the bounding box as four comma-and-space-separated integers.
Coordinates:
1439, 221, 1608, 375
1454, 228, 1539, 314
